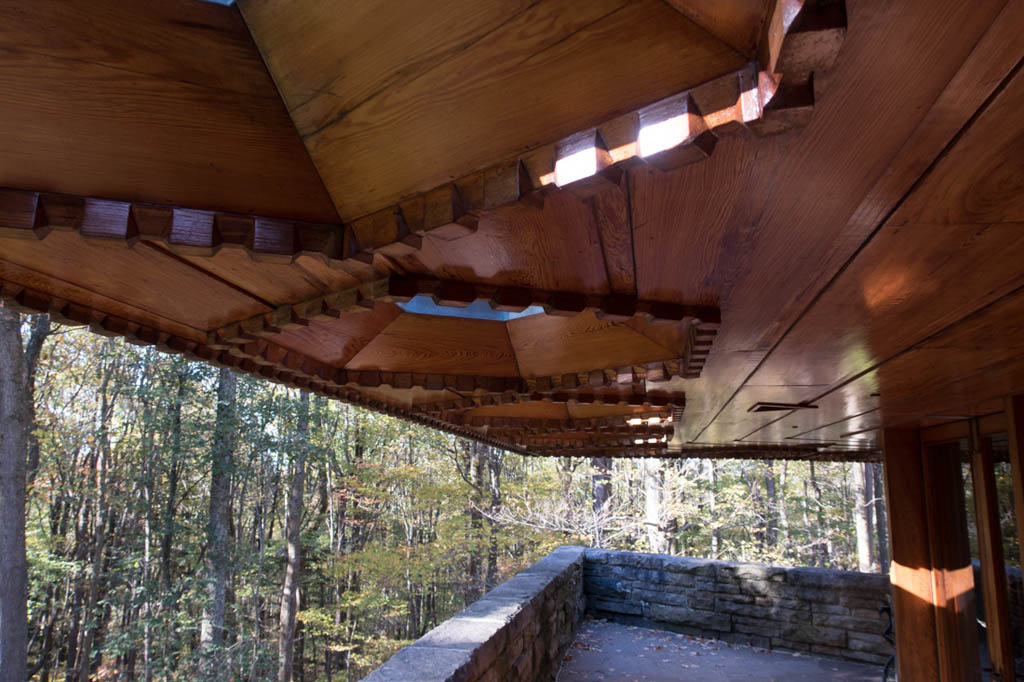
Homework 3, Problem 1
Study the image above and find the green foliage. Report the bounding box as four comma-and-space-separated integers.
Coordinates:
21, 323, 896, 681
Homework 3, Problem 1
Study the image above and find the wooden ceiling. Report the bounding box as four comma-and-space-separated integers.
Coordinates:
1, 0, 1022, 461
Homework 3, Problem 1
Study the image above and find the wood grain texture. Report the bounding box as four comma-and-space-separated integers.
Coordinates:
968, 421, 1015, 680
346, 314, 518, 377
508, 312, 678, 378
0, 232, 267, 331
881, 427, 940, 682
271, 305, 403, 369
0, 0, 337, 222
668, 0, 1011, 443
921, 442, 981, 682
663, 0, 769, 57
0, 260, 205, 343
265, 0, 745, 220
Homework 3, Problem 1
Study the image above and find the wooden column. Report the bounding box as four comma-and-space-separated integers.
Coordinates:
1007, 395, 1024, 574
969, 419, 1015, 680
882, 427, 981, 682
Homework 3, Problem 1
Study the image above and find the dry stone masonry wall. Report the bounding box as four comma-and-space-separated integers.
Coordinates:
583, 549, 894, 665
362, 546, 585, 682
363, 547, 1023, 680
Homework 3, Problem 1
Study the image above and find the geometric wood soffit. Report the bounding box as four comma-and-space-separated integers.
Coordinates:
0, 275, 535, 456
206, 274, 720, 382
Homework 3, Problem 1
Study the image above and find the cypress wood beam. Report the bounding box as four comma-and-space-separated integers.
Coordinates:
968, 419, 1015, 680
921, 442, 981, 682
882, 427, 981, 682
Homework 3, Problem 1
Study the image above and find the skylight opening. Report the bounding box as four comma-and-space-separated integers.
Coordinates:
396, 295, 544, 322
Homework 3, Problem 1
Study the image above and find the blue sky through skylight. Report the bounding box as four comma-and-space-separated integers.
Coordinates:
396, 295, 544, 322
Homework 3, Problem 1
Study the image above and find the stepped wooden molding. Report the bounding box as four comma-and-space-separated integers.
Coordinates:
0, 277, 541, 456
457, 416, 673, 434
334, 0, 846, 230
207, 279, 390, 348
489, 424, 675, 439
412, 388, 687, 414
533, 444, 877, 461
0, 187, 482, 274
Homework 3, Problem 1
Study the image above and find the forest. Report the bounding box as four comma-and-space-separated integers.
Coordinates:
0, 310, 1016, 681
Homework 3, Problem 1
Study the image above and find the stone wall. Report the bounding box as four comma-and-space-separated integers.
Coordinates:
362, 546, 585, 682
583, 549, 894, 666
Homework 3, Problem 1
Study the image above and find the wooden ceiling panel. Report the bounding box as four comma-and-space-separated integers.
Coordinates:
246, 0, 746, 220
507, 312, 678, 378
890, 69, 1024, 226
0, 232, 267, 331
661, 0, 770, 57
466, 403, 572, 420
567, 403, 673, 420
180, 249, 342, 308
346, 313, 518, 376
0, 259, 204, 343
239, 0, 536, 132
691, 384, 828, 445
745, 57, 1024, 389
744, 287, 1024, 445
268, 304, 404, 369
667, 0, 1011, 443
0, 0, 337, 222
751, 221, 1024, 388
0, 0, 273, 97
399, 190, 611, 293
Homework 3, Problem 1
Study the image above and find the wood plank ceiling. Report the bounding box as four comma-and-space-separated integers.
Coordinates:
1, 0, 1022, 460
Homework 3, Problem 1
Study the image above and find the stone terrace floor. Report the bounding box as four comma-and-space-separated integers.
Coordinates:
556, 619, 885, 682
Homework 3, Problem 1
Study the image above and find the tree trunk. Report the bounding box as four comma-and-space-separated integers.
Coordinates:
0, 309, 29, 681
778, 461, 789, 556
871, 462, 890, 573
707, 461, 719, 559
466, 442, 484, 603
643, 459, 669, 554
810, 462, 829, 567
852, 461, 876, 572
160, 366, 187, 593
484, 446, 502, 591
590, 457, 612, 547
764, 461, 778, 548
23, 314, 51, 490
78, 342, 115, 682
279, 391, 309, 682
200, 368, 237, 670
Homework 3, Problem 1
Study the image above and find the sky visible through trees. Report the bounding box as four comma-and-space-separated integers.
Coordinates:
0, 314, 1016, 681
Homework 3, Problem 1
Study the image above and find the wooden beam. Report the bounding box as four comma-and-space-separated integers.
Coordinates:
921, 440, 981, 682
968, 419, 1015, 680
883, 427, 982, 682
1006, 395, 1024, 581
882, 427, 940, 682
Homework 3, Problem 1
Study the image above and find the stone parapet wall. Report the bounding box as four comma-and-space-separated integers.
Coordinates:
583, 549, 894, 666
362, 546, 585, 682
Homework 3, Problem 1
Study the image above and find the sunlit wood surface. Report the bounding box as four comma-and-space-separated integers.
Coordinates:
1, 0, 1023, 460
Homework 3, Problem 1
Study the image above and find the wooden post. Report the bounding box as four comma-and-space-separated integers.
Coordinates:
1006, 395, 1024, 577
969, 419, 1015, 680
882, 427, 981, 682
883, 428, 940, 682
922, 440, 981, 682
